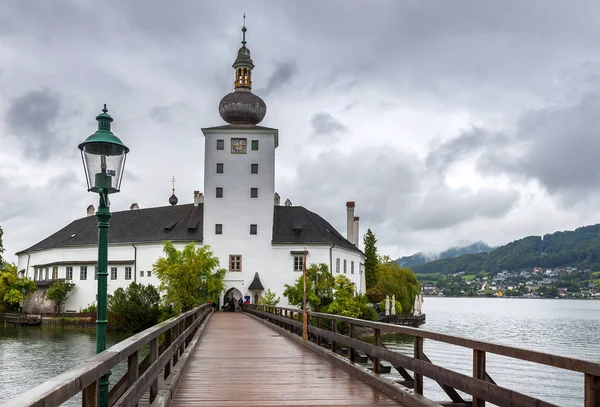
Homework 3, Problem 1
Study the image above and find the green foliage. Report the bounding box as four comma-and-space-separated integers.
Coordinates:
378, 299, 402, 314
323, 275, 377, 321
375, 260, 420, 314
153, 242, 226, 313
45, 280, 76, 312
366, 287, 386, 304
108, 283, 161, 332
363, 229, 379, 288
0, 225, 4, 266
80, 303, 97, 313
0, 263, 36, 312
413, 224, 600, 275
283, 263, 334, 311
257, 288, 280, 306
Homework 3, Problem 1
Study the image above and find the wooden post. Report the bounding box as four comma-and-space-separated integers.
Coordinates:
585, 373, 600, 407
164, 328, 172, 380
473, 349, 486, 407
284, 309, 289, 331
373, 328, 381, 374
350, 323, 356, 363
178, 320, 184, 358
82, 380, 97, 407
149, 337, 158, 403
317, 317, 322, 346
414, 336, 423, 395
331, 319, 337, 352
302, 248, 308, 340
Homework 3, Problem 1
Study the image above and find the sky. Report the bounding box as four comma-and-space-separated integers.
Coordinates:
3, 1, 600, 263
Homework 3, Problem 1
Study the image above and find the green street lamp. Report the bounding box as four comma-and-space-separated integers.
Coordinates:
79, 105, 129, 407
201, 274, 207, 303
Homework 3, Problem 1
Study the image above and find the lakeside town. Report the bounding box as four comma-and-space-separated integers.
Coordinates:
420, 267, 600, 299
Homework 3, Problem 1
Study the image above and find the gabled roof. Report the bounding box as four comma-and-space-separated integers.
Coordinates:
17, 204, 203, 255
248, 272, 264, 290
272, 206, 361, 253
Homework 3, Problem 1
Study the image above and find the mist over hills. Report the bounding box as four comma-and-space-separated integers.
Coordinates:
396, 241, 493, 268
409, 224, 600, 275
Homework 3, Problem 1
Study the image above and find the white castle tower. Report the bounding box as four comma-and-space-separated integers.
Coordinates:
202, 22, 278, 303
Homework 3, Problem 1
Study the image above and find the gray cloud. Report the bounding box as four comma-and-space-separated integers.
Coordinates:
149, 103, 187, 123
310, 112, 348, 136
5, 89, 63, 160
258, 61, 298, 97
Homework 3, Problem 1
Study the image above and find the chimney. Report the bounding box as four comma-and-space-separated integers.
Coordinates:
274, 192, 280, 206
346, 201, 355, 244
86, 205, 95, 217
353, 216, 360, 248
194, 191, 204, 206
130, 203, 140, 210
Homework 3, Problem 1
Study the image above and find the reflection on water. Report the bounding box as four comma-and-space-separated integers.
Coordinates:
379, 298, 600, 406
0, 325, 130, 406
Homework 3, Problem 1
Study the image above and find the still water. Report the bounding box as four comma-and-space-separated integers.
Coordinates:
1, 299, 599, 406
0, 326, 130, 406
382, 298, 600, 406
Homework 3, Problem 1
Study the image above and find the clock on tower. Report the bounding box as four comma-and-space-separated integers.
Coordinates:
231, 138, 247, 154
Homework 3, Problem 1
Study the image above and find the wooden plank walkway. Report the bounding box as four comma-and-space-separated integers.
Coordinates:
170, 312, 400, 406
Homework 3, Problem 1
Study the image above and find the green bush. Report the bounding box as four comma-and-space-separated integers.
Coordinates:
108, 283, 160, 333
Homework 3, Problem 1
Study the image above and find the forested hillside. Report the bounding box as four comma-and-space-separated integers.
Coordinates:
397, 241, 492, 268
412, 224, 600, 274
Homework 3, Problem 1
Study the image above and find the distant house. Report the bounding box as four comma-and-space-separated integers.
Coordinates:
557, 288, 568, 297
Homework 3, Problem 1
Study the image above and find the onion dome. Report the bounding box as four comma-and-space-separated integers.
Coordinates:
218, 19, 266, 125
169, 176, 178, 206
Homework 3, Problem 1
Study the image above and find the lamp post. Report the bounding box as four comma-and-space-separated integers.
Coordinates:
201, 274, 207, 303
79, 105, 129, 407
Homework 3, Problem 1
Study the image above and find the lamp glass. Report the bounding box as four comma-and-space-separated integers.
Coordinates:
81, 142, 127, 193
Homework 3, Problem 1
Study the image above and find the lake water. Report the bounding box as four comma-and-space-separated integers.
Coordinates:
1, 299, 599, 406
382, 297, 600, 406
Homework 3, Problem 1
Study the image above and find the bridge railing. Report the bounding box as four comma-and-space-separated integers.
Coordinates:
244, 304, 600, 407
1, 303, 212, 407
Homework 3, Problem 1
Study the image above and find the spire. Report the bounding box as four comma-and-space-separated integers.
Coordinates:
241, 14, 247, 45
95, 104, 113, 131
169, 175, 178, 206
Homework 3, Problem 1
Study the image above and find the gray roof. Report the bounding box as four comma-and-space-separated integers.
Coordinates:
248, 272, 264, 291
18, 204, 361, 255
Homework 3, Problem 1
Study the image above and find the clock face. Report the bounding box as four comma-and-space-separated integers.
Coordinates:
231, 138, 247, 154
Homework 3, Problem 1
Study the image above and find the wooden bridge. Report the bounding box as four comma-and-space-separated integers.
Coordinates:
2, 304, 600, 407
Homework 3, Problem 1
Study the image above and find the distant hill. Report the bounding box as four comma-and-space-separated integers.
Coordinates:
411, 224, 600, 275
397, 241, 492, 268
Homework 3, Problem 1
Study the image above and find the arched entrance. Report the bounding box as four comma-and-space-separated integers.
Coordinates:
223, 287, 243, 311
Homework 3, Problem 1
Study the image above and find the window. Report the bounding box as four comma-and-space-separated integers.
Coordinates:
45, 268, 49, 280
95, 266, 98, 280
140, 270, 144, 277
80, 266, 88, 280
216, 163, 224, 174
216, 139, 224, 150
251, 163, 258, 174
293, 256, 304, 272
66, 267, 73, 280
250, 188, 258, 198
250, 224, 257, 235
229, 255, 242, 272
336, 258, 340, 273
125, 267, 132, 280
111, 267, 117, 280
34, 269, 38, 281
351, 261, 355, 274
147, 270, 152, 277
52, 267, 58, 279
216, 187, 223, 198
251, 140, 259, 150
215, 224, 223, 235
343, 259, 347, 274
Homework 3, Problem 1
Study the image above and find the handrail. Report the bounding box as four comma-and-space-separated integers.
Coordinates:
1, 303, 213, 407
245, 304, 600, 407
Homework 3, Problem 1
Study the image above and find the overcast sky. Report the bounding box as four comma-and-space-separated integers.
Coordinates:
3, 1, 600, 263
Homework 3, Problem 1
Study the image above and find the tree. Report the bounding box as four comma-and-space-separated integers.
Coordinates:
324, 275, 378, 321
109, 283, 161, 332
375, 259, 420, 314
45, 280, 76, 312
153, 242, 226, 313
257, 288, 280, 306
363, 228, 379, 288
283, 263, 335, 311
0, 225, 4, 266
0, 262, 36, 312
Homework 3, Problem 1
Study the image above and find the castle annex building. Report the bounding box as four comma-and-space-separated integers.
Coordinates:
16, 25, 365, 312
